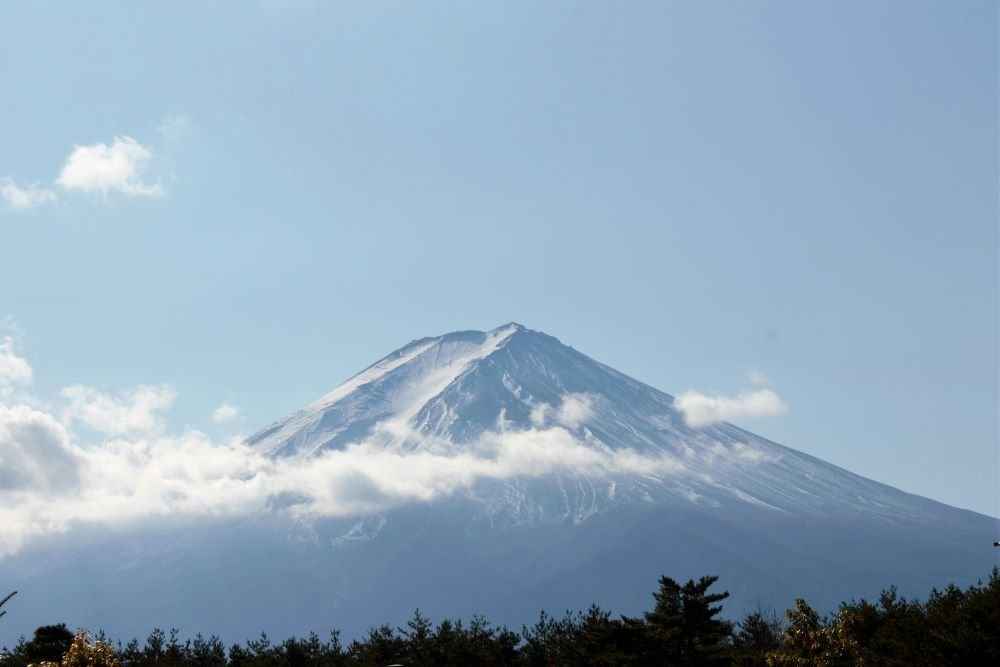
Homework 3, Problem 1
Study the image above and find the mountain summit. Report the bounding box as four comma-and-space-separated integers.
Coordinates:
248, 323, 947, 525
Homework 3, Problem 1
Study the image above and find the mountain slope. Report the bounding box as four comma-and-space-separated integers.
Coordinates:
247, 323, 964, 525
2, 323, 996, 646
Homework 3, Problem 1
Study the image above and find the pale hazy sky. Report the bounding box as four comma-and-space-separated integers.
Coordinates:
0, 1, 997, 516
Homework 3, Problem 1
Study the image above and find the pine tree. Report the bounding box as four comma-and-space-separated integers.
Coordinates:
732, 607, 783, 667
642, 575, 733, 666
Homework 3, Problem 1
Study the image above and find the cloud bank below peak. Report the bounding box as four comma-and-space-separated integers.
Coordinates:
0, 348, 698, 559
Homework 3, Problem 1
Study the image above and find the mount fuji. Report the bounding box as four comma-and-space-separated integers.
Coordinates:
2, 324, 996, 644
247, 322, 954, 524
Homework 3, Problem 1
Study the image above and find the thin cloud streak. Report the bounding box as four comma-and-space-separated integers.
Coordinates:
0, 336, 32, 397
1, 178, 56, 210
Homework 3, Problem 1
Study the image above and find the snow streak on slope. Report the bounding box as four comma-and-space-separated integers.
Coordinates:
250, 324, 521, 456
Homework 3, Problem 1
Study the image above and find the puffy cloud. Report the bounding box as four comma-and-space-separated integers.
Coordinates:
674, 388, 789, 428
60, 384, 176, 436
212, 401, 241, 424
0, 404, 81, 493
1, 178, 56, 210
56, 136, 163, 198
530, 392, 596, 428
555, 393, 596, 428
0, 336, 32, 397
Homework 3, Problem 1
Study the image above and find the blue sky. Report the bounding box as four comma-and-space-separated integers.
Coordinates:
0, 1, 997, 516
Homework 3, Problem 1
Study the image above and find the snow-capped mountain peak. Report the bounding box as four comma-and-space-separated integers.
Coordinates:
246, 324, 950, 525
248, 323, 525, 456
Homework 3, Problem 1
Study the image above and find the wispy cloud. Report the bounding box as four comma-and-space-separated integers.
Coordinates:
60, 384, 176, 436
156, 114, 190, 142
212, 401, 241, 424
1, 178, 56, 211
56, 136, 163, 198
3, 130, 170, 213
530, 392, 597, 428
0, 336, 32, 397
674, 388, 789, 428
748, 370, 769, 386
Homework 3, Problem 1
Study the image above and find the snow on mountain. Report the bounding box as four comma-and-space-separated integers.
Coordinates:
249, 323, 522, 456
246, 323, 944, 525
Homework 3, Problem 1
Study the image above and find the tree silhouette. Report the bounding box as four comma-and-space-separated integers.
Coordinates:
23, 624, 76, 664
642, 574, 733, 666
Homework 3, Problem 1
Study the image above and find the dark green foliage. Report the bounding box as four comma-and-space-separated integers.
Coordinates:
731, 607, 782, 667
764, 568, 1000, 666
25, 623, 76, 663
1, 569, 997, 666
641, 574, 733, 666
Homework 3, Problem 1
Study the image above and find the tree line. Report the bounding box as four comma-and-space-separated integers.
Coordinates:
2, 569, 997, 666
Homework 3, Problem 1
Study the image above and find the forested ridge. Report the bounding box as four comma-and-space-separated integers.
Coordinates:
2, 569, 997, 666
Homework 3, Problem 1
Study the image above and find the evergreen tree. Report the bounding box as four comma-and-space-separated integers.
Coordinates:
573, 604, 635, 666
187, 634, 227, 667
642, 575, 733, 666
732, 607, 782, 667
397, 609, 433, 666
24, 624, 76, 664
5, 569, 997, 666
519, 609, 580, 666
143, 629, 167, 664
347, 624, 403, 667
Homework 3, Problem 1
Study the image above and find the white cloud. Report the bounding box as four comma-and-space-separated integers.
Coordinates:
748, 370, 769, 386
0, 364, 692, 557
0, 414, 690, 558
0, 404, 80, 494
212, 401, 241, 424
1, 178, 56, 210
0, 349, 799, 559
156, 114, 190, 141
674, 388, 789, 428
530, 392, 597, 429
56, 136, 163, 198
60, 384, 176, 436
0, 336, 32, 397
555, 392, 596, 428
